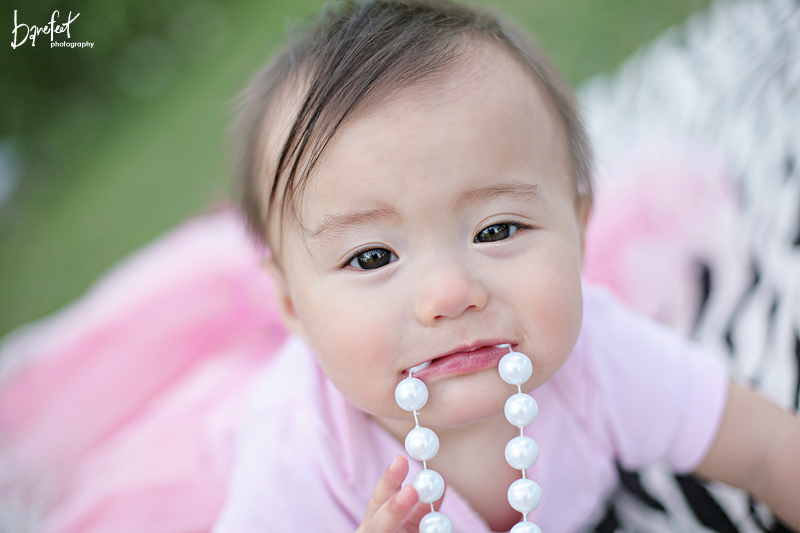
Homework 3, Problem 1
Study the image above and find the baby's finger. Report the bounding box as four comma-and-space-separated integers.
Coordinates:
406, 501, 431, 528
364, 484, 418, 532
405, 482, 446, 526
364, 455, 409, 520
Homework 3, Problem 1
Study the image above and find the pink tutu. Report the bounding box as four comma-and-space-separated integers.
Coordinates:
0, 211, 287, 532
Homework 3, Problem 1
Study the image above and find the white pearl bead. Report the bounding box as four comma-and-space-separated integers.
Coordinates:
504, 393, 538, 427
395, 377, 428, 412
412, 469, 445, 504
498, 351, 533, 385
505, 436, 539, 470
510, 521, 543, 533
507, 478, 542, 514
419, 511, 453, 533
404, 426, 439, 461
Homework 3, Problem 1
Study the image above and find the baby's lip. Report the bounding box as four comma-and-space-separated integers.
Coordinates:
403, 341, 515, 378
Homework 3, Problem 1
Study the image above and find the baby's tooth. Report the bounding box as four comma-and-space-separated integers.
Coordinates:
409, 361, 431, 373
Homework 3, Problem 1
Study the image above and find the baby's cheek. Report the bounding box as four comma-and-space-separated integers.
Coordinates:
310, 303, 401, 413
521, 247, 583, 355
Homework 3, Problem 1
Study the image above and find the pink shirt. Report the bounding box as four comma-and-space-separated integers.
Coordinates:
214, 283, 728, 532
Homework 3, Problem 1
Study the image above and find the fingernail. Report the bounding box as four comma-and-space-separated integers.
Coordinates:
390, 454, 402, 470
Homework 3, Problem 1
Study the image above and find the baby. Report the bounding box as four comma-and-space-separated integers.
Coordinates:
215, 1, 800, 532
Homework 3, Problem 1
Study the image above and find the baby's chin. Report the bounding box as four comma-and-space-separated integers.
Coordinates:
389, 394, 508, 429
428, 396, 506, 428
367, 404, 508, 446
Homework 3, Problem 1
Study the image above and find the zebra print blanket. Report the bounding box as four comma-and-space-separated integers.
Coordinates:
580, 0, 800, 531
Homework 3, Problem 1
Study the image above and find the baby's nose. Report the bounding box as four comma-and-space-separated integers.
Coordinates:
414, 263, 488, 325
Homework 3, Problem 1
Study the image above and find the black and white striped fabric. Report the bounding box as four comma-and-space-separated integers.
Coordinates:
580, 0, 800, 531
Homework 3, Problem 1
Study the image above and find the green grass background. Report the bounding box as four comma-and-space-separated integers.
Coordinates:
0, 0, 711, 338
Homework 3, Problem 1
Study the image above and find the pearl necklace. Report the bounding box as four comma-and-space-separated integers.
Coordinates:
394, 345, 542, 533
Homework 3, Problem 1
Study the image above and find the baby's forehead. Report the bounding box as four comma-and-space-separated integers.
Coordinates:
260, 40, 570, 248
269, 41, 557, 154
374, 44, 553, 117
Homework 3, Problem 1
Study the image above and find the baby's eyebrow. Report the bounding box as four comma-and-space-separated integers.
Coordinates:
455, 182, 542, 209
306, 182, 540, 242
306, 207, 399, 242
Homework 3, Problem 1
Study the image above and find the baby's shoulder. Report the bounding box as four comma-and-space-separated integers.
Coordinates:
556, 281, 727, 428
561, 282, 729, 470
218, 337, 376, 530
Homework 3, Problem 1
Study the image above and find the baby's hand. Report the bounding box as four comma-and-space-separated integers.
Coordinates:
356, 455, 442, 533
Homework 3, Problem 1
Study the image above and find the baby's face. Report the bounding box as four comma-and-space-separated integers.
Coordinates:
269, 45, 589, 428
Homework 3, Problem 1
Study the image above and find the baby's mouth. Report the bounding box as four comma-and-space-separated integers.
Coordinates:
403, 343, 514, 378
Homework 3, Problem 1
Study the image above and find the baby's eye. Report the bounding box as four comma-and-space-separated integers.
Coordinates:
348, 248, 397, 270
474, 223, 522, 243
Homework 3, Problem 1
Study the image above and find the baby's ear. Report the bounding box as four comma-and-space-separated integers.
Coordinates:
263, 257, 305, 338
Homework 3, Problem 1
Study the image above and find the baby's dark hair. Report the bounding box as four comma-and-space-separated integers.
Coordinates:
231, 0, 593, 248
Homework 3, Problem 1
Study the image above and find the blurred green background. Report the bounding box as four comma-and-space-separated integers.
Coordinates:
0, 0, 711, 338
